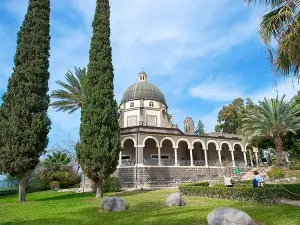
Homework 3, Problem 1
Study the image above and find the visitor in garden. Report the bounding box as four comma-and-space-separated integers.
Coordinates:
253, 171, 264, 188
223, 175, 234, 187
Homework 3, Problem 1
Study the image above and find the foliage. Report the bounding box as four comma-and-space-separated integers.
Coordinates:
266, 167, 285, 179
245, 0, 300, 77
179, 182, 300, 203
242, 95, 300, 167
215, 98, 255, 134
0, 0, 51, 202
290, 160, 300, 170
40, 151, 80, 188
50, 67, 86, 114
194, 120, 205, 135
103, 177, 121, 192
76, 0, 121, 198
49, 181, 60, 190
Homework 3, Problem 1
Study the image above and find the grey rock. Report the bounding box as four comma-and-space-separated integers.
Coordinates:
290, 177, 298, 182
285, 178, 291, 182
101, 197, 126, 212
164, 192, 186, 206
207, 207, 254, 225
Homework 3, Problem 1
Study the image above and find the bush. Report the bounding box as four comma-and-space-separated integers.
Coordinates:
74, 183, 80, 188
290, 161, 300, 170
49, 181, 60, 190
0, 189, 18, 197
103, 177, 121, 192
267, 168, 285, 179
179, 182, 300, 204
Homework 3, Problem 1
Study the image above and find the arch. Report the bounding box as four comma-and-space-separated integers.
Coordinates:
206, 140, 219, 150
160, 137, 175, 148
142, 136, 160, 147
220, 141, 232, 150
176, 138, 191, 149
233, 142, 244, 151
121, 137, 137, 148
191, 139, 206, 150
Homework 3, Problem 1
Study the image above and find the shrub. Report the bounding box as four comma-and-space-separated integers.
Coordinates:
49, 181, 60, 190
290, 160, 300, 170
103, 177, 121, 192
74, 183, 80, 188
179, 182, 300, 204
267, 168, 285, 179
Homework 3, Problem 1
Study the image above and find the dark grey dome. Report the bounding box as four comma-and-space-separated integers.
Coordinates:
121, 72, 167, 106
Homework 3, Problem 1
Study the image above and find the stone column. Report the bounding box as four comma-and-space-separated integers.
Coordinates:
249, 150, 254, 167
189, 148, 194, 166
174, 148, 178, 166
217, 149, 222, 167
204, 149, 208, 167
243, 151, 247, 167
231, 150, 236, 167
118, 151, 122, 167
158, 147, 161, 166
137, 145, 144, 166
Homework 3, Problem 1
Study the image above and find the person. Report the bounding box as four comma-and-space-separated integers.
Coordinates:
223, 175, 234, 187
253, 171, 264, 188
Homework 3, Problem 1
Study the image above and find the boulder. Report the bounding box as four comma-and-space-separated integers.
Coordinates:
207, 207, 254, 225
164, 192, 186, 206
101, 197, 126, 212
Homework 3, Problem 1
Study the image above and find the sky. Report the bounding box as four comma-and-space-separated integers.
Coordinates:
0, 0, 300, 153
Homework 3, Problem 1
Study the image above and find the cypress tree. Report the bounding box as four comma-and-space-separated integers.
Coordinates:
76, 0, 121, 198
0, 0, 51, 202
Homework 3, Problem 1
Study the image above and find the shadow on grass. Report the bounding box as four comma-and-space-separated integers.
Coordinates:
37, 192, 94, 201
113, 190, 154, 197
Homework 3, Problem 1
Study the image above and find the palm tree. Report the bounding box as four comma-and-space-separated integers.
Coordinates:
50, 67, 86, 114
245, 0, 300, 77
242, 95, 300, 167
41, 151, 72, 181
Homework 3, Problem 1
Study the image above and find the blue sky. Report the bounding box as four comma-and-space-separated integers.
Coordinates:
0, 0, 299, 152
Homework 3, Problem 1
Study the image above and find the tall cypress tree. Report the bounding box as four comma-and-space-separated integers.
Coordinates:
76, 0, 121, 198
0, 0, 51, 202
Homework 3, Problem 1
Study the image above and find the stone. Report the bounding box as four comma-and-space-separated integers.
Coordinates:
290, 177, 298, 182
207, 207, 254, 225
164, 192, 186, 206
101, 197, 126, 212
285, 178, 291, 182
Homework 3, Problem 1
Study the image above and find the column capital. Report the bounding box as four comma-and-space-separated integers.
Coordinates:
216, 148, 222, 151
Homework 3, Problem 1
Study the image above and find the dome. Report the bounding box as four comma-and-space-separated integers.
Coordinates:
120, 71, 167, 106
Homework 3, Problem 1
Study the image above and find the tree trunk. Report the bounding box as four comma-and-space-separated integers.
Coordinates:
274, 135, 283, 167
96, 179, 103, 198
19, 174, 26, 202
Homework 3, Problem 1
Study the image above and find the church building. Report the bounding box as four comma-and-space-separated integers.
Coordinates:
82, 71, 259, 189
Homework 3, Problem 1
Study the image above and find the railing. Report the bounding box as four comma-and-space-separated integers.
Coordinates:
121, 159, 136, 166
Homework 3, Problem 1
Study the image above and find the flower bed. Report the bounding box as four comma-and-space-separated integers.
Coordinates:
179, 182, 300, 204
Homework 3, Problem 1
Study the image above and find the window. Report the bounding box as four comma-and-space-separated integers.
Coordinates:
149, 101, 154, 107
147, 115, 157, 126
151, 154, 170, 159
122, 155, 131, 160
130, 102, 134, 107
127, 116, 137, 127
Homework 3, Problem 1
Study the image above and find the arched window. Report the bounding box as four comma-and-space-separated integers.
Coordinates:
130, 102, 134, 108
149, 101, 154, 107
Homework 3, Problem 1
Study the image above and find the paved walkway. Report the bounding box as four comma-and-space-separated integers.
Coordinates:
279, 199, 300, 207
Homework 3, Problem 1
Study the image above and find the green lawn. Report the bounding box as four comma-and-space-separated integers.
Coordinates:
0, 189, 299, 225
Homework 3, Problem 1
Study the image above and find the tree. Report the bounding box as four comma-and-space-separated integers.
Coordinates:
215, 98, 245, 134
76, 0, 121, 198
50, 67, 86, 114
245, 0, 300, 77
242, 95, 300, 167
194, 120, 205, 135
0, 0, 51, 202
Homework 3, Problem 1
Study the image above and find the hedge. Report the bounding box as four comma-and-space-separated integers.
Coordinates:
179, 182, 300, 204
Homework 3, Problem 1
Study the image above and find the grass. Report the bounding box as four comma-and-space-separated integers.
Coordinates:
0, 189, 300, 225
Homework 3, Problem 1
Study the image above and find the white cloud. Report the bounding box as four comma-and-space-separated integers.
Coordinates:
190, 76, 244, 102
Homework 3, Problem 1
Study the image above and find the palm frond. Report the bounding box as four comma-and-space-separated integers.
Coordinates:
50, 66, 86, 114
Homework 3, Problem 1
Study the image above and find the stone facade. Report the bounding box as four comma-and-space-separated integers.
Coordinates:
81, 72, 259, 190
